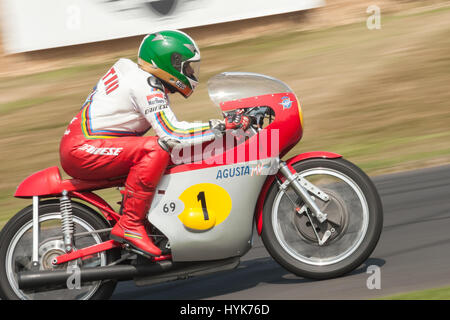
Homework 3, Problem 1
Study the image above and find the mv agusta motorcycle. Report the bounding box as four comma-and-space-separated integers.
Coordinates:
0, 72, 383, 300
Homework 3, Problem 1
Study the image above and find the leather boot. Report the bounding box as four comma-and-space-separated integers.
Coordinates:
110, 185, 162, 257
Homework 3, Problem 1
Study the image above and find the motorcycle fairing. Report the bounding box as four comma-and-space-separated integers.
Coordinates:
148, 157, 277, 261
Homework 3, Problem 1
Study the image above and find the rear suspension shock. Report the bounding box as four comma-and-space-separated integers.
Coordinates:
60, 190, 74, 252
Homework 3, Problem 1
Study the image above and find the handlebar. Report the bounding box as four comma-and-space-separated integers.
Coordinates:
224, 106, 274, 130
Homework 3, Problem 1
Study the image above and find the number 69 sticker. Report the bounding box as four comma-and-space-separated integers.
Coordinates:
159, 199, 184, 216
177, 183, 232, 231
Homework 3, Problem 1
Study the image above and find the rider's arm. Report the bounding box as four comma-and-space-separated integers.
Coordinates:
151, 102, 216, 145
131, 75, 216, 145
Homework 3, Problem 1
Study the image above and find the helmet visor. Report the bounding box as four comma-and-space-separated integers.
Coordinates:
182, 60, 200, 82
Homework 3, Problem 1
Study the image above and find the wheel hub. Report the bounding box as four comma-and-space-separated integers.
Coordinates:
294, 189, 348, 244
39, 239, 66, 270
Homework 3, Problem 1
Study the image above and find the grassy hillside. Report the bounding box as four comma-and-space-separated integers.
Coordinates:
1, 4, 450, 227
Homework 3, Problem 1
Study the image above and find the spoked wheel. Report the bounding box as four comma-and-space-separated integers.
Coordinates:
262, 158, 383, 279
0, 200, 119, 300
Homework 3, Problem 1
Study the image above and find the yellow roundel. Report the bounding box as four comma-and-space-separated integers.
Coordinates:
180, 209, 216, 231
178, 183, 232, 231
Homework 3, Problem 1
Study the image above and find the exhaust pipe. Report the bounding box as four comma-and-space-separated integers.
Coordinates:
18, 257, 240, 291
17, 261, 173, 290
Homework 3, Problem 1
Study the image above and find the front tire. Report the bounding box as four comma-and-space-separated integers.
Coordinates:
0, 200, 119, 300
261, 158, 383, 279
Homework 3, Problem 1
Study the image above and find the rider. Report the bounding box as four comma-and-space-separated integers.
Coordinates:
59, 30, 249, 257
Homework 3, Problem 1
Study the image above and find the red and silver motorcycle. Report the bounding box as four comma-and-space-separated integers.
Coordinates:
0, 72, 383, 300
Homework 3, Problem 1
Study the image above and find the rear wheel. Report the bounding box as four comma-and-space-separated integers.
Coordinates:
0, 200, 119, 300
261, 158, 383, 279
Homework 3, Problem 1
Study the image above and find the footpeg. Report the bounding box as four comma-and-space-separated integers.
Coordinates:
124, 244, 153, 259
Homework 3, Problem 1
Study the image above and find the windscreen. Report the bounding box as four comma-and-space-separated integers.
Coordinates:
207, 72, 293, 107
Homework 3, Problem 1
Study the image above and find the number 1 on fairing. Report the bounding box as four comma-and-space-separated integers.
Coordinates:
197, 191, 209, 221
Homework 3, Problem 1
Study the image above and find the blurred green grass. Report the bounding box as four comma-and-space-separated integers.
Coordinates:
1, 5, 450, 228
381, 286, 450, 300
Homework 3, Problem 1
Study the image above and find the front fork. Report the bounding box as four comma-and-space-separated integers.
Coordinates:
278, 161, 332, 246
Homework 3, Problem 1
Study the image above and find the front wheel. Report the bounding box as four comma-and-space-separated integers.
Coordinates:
261, 158, 383, 279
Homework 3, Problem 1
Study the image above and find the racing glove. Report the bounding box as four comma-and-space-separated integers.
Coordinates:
224, 110, 250, 131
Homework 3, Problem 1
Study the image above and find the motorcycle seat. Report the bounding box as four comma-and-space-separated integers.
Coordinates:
15, 166, 125, 198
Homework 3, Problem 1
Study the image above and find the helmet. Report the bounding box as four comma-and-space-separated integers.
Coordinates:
138, 30, 201, 98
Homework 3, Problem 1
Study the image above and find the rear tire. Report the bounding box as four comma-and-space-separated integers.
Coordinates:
0, 200, 119, 300
261, 158, 383, 279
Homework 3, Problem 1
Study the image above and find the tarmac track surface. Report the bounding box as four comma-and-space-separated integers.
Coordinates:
112, 164, 450, 300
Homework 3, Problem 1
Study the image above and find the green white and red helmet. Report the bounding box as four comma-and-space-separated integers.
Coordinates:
138, 30, 201, 98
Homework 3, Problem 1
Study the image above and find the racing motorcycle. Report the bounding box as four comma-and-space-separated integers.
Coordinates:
0, 72, 383, 300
